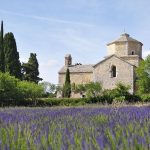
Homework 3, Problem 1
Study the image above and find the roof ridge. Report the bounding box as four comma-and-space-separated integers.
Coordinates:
107, 34, 143, 46
58, 64, 94, 73
93, 54, 135, 67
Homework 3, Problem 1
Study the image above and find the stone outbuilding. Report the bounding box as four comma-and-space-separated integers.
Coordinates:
58, 33, 143, 97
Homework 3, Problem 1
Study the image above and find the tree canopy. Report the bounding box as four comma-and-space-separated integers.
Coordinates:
136, 55, 150, 93
63, 68, 71, 98
4, 32, 22, 79
22, 53, 42, 83
0, 21, 5, 72
75, 82, 102, 98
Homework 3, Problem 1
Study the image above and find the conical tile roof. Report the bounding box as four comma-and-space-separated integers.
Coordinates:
107, 33, 143, 46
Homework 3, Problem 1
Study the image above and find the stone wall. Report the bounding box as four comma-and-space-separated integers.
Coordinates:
128, 42, 142, 58
121, 55, 141, 67
58, 72, 93, 86
107, 43, 116, 55
93, 56, 135, 94
107, 41, 142, 58
107, 42, 128, 56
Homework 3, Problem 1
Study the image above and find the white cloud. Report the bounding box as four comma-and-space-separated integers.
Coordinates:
0, 9, 95, 27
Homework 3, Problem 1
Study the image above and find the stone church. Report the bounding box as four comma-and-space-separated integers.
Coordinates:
58, 33, 143, 97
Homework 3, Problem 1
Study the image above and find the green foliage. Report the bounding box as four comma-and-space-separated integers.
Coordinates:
17, 81, 43, 100
102, 82, 130, 103
0, 72, 18, 101
101, 89, 116, 103
0, 107, 149, 149
4, 32, 22, 79
113, 96, 125, 103
22, 53, 42, 83
71, 82, 76, 91
74, 84, 86, 94
125, 94, 141, 103
85, 82, 102, 98
74, 82, 102, 98
39, 97, 91, 106
114, 82, 130, 97
40, 81, 56, 97
0, 72, 44, 105
140, 94, 150, 102
63, 68, 71, 98
0, 21, 5, 72
136, 55, 150, 94
0, 73, 143, 106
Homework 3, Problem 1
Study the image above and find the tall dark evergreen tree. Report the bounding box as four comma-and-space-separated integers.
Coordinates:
63, 68, 71, 98
0, 21, 5, 72
4, 32, 22, 79
22, 53, 42, 83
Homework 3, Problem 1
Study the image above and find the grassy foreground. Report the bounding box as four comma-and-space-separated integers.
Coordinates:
0, 106, 150, 149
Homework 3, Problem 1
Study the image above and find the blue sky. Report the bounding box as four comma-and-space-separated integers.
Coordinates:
0, 0, 150, 83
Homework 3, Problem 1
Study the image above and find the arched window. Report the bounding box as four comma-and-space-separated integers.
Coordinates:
111, 66, 116, 77
131, 51, 135, 55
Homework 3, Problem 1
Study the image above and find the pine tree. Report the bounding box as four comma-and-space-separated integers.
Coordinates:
4, 32, 22, 79
63, 68, 71, 98
22, 53, 42, 83
0, 21, 5, 72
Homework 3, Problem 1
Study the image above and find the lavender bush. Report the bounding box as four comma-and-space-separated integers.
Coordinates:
0, 106, 149, 149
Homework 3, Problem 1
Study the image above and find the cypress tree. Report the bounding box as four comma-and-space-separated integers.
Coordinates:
63, 68, 71, 98
4, 32, 22, 79
0, 21, 5, 72
22, 53, 42, 83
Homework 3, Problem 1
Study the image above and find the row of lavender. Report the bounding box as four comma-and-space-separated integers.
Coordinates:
0, 106, 149, 149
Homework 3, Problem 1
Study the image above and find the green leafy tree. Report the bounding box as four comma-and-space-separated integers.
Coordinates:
4, 32, 22, 79
63, 68, 71, 98
85, 82, 102, 98
114, 82, 130, 96
22, 53, 42, 83
0, 72, 18, 101
101, 82, 130, 104
17, 80, 44, 105
0, 21, 5, 72
40, 81, 56, 97
75, 82, 102, 98
74, 84, 87, 97
136, 55, 150, 93
0, 72, 44, 104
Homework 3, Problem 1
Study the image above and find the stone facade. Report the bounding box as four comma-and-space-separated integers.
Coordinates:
58, 33, 143, 97
93, 55, 135, 93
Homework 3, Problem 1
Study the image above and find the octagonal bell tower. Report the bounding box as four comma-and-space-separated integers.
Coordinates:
106, 33, 143, 66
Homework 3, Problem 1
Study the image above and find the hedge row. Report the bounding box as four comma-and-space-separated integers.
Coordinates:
0, 94, 144, 107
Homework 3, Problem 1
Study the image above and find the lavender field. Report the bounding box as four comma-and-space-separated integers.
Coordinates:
0, 106, 150, 150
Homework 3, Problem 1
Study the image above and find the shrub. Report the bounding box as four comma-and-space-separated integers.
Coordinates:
101, 89, 116, 103
74, 82, 102, 98
113, 96, 125, 104
115, 82, 130, 97
17, 81, 44, 105
140, 94, 150, 102
0, 72, 18, 101
125, 94, 141, 103
0, 72, 44, 106
86, 82, 102, 98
